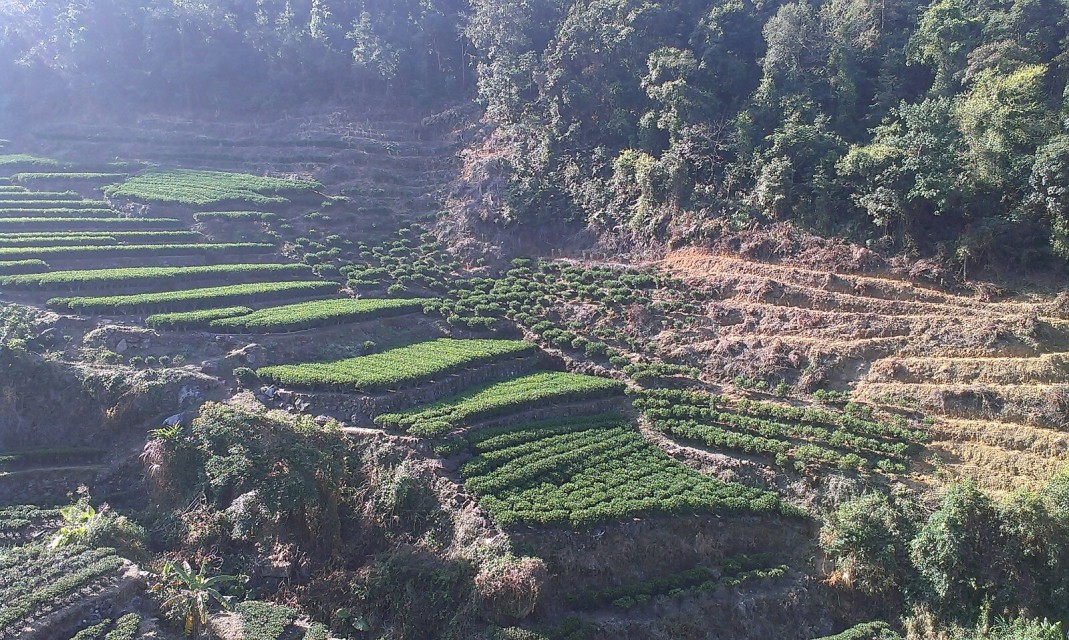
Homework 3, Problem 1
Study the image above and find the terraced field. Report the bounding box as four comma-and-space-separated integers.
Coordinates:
0, 157, 822, 541
658, 250, 1069, 492
1, 124, 1039, 639
0, 506, 145, 640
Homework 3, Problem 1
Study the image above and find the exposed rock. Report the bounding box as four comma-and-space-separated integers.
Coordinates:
83, 325, 158, 351
162, 412, 188, 428
178, 386, 204, 407
226, 343, 266, 366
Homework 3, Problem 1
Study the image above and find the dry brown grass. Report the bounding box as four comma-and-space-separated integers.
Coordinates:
648, 249, 1069, 490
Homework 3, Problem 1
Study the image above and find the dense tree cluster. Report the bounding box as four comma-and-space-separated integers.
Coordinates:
468, 0, 1069, 269
0, 0, 470, 114
823, 475, 1069, 625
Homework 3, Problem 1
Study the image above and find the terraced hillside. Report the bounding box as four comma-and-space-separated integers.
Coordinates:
0, 132, 840, 638
657, 250, 1069, 493
1, 117, 1060, 639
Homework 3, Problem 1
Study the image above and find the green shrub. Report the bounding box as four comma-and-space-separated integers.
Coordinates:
234, 367, 260, 388
813, 621, 901, 640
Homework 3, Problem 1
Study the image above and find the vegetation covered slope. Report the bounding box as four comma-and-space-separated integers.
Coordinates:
5, 0, 1069, 275
4, 2, 1069, 637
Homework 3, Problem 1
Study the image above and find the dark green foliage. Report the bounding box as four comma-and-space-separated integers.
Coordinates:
164, 400, 353, 555
359, 546, 477, 640
3, 0, 1069, 270
462, 0, 1069, 270
813, 621, 902, 640
821, 492, 920, 595
103, 613, 140, 640
236, 601, 298, 640
911, 481, 1007, 619
822, 473, 1069, 626
233, 367, 260, 388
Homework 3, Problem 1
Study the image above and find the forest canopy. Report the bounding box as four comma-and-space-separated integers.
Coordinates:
3, 0, 1069, 269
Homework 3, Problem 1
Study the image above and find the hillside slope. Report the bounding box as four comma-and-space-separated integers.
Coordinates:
0, 110, 1065, 639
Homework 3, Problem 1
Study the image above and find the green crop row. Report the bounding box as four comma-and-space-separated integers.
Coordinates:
145, 306, 254, 330
0, 200, 107, 209
0, 217, 182, 230
0, 208, 120, 218
193, 210, 279, 222
459, 414, 794, 528
104, 169, 321, 205
650, 417, 906, 473
0, 236, 127, 247
623, 362, 702, 382
635, 389, 927, 444
734, 398, 927, 443
0, 241, 274, 261
69, 613, 142, 640
106, 613, 141, 640
0, 550, 124, 631
2, 263, 312, 291
208, 297, 428, 333
236, 601, 299, 640
257, 338, 537, 392
0, 545, 117, 596
0, 191, 80, 201
0, 154, 61, 168
0, 260, 48, 275
813, 621, 902, 640
643, 407, 910, 458
50, 280, 335, 315
650, 417, 793, 458
0, 446, 104, 470
0, 506, 61, 534
70, 619, 112, 640
375, 371, 626, 436
570, 556, 787, 610
0, 230, 198, 240
12, 172, 127, 182
0, 231, 202, 246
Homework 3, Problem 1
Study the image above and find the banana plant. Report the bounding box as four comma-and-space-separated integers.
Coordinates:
49, 501, 100, 549
153, 559, 246, 638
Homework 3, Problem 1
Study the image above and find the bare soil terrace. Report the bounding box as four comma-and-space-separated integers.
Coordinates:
656, 249, 1069, 493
